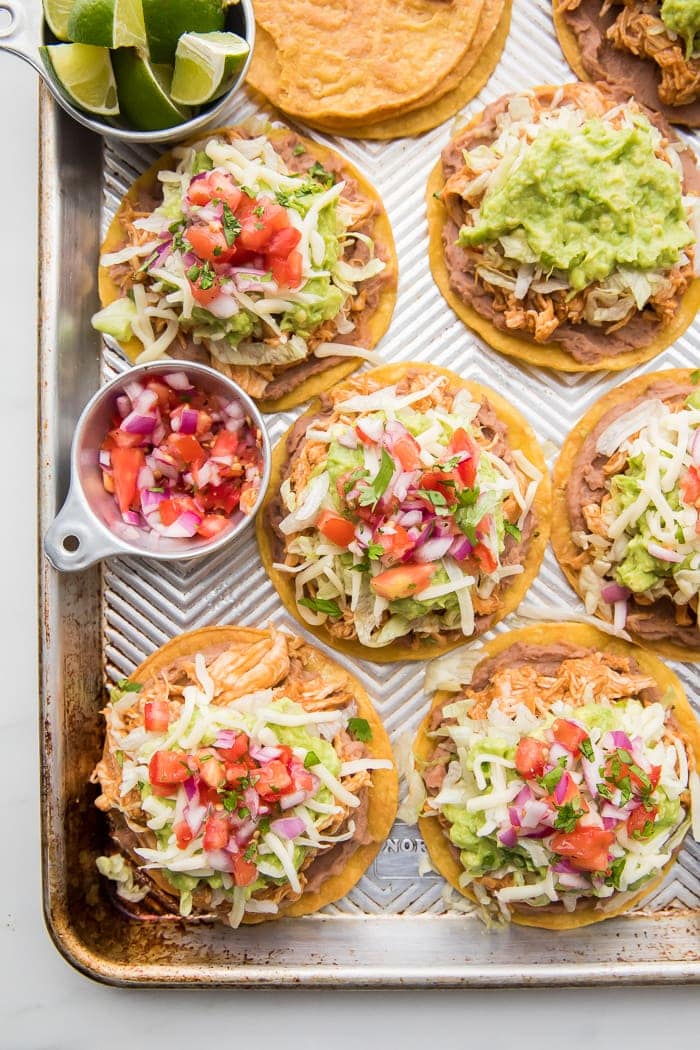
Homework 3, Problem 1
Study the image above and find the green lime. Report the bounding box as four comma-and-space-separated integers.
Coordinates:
68, 0, 147, 49
42, 42, 119, 115
42, 0, 74, 40
111, 47, 191, 130
142, 0, 225, 64
170, 31, 249, 105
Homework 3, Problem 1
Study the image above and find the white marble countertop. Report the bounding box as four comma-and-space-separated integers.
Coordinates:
1, 49, 698, 1050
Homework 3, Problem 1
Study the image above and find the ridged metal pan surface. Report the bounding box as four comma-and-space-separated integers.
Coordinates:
38, 0, 700, 986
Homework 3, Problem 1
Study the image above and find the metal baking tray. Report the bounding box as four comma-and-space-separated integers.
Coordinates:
38, 0, 700, 986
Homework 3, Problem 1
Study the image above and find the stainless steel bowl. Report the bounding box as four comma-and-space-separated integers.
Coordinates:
0, 0, 254, 145
44, 361, 271, 571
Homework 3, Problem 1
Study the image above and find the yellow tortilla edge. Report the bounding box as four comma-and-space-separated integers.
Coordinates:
248, 0, 488, 127
123, 624, 398, 923
416, 620, 700, 929
426, 105, 700, 372
98, 126, 398, 414
551, 368, 700, 662
256, 361, 551, 665
289, 0, 513, 141
551, 5, 590, 84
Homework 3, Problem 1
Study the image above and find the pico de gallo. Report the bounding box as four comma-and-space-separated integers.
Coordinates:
93, 628, 393, 926
93, 129, 389, 394
419, 644, 697, 921
271, 368, 544, 648
99, 369, 263, 541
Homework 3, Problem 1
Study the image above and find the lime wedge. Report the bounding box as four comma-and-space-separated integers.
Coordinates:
42, 43, 119, 116
112, 48, 191, 131
42, 0, 74, 40
68, 0, 147, 49
170, 31, 249, 106
142, 0, 225, 64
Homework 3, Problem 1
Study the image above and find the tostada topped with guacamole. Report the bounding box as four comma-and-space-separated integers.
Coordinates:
94, 126, 397, 411
427, 82, 700, 371
258, 364, 549, 662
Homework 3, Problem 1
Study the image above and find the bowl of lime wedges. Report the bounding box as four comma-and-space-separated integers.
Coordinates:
0, 0, 254, 142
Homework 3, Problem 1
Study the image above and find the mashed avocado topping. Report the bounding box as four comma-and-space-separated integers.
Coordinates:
661, 0, 700, 59
458, 117, 693, 291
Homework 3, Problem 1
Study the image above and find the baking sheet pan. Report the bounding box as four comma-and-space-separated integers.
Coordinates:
38, 0, 700, 985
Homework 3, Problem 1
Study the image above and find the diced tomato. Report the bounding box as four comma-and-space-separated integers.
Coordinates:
267, 226, 301, 258
253, 760, 292, 799
199, 754, 226, 789
475, 514, 492, 539
378, 523, 414, 561
211, 430, 240, 459
231, 854, 258, 886
159, 494, 202, 526
190, 278, 221, 306
197, 781, 221, 808
604, 755, 661, 795
105, 428, 146, 450
552, 719, 589, 757
271, 249, 302, 289
166, 431, 206, 467
218, 734, 249, 763
146, 379, 175, 412
186, 223, 235, 265
290, 763, 316, 794
515, 737, 549, 779
419, 470, 454, 501
150, 782, 177, 798
225, 761, 249, 785
544, 773, 589, 814
371, 563, 435, 600
680, 466, 700, 507
174, 821, 193, 849
144, 699, 170, 732
317, 510, 356, 547
448, 428, 480, 488
149, 750, 191, 786
111, 447, 145, 514
203, 812, 230, 852
238, 198, 289, 251
188, 171, 242, 212
392, 432, 421, 471
197, 514, 231, 539
275, 745, 293, 767
627, 806, 658, 839
198, 483, 241, 514
551, 827, 615, 873
472, 542, 497, 574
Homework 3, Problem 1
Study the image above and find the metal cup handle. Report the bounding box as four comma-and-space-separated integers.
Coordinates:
44, 484, 124, 572
0, 0, 44, 72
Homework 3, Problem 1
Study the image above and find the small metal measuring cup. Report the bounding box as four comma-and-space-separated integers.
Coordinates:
0, 0, 255, 144
44, 361, 271, 572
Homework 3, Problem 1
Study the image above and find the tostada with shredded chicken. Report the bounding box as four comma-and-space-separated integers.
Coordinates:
257, 363, 549, 662
553, 368, 700, 660
411, 622, 700, 928
94, 125, 397, 412
92, 625, 397, 926
554, 0, 700, 127
426, 82, 700, 372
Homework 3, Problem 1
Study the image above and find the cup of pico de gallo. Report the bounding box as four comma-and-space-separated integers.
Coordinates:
44, 360, 270, 571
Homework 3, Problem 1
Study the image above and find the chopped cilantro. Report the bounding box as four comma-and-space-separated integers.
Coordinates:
238, 806, 250, 819
221, 792, 239, 812
292, 143, 305, 156
606, 856, 626, 888
222, 203, 241, 247
253, 204, 265, 218
597, 782, 614, 801
416, 489, 448, 508
115, 750, 124, 768
553, 801, 585, 833
367, 542, 385, 560
304, 751, 320, 769
504, 522, 522, 542
240, 185, 256, 198
309, 160, 334, 186
198, 261, 216, 290
358, 449, 395, 508
343, 466, 369, 494
187, 263, 201, 282
298, 596, 342, 617
244, 842, 257, 861
579, 737, 594, 762
691, 369, 700, 384
348, 717, 372, 742
537, 757, 567, 793
258, 817, 271, 835
116, 679, 142, 693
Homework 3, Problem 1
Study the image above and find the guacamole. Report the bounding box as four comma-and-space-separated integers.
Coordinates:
661, 0, 700, 59
458, 117, 693, 290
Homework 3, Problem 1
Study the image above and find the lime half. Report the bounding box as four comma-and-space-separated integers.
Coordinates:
42, 43, 119, 116
112, 48, 191, 131
42, 0, 74, 40
68, 0, 148, 49
170, 31, 249, 106
142, 0, 225, 64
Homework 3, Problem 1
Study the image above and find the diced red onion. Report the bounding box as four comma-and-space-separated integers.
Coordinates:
601, 582, 631, 603
146, 509, 201, 538
123, 379, 144, 403
521, 799, 553, 829
204, 849, 235, 873
449, 535, 473, 560
601, 800, 636, 821
183, 777, 198, 802
554, 771, 571, 805
121, 411, 157, 435
393, 470, 420, 503
498, 826, 518, 849
163, 372, 194, 391
514, 785, 533, 807
270, 817, 305, 839
115, 395, 131, 419
151, 420, 166, 446
133, 387, 159, 415
508, 806, 521, 828
121, 510, 142, 527
646, 541, 684, 563
184, 800, 207, 837
689, 427, 700, 465
215, 730, 237, 748
601, 816, 617, 831
233, 820, 257, 847
356, 416, 384, 443
137, 464, 156, 491
280, 789, 309, 810
140, 488, 166, 515
178, 408, 199, 435
99, 450, 112, 469
610, 730, 633, 751
549, 743, 573, 771
243, 787, 260, 820
414, 535, 454, 563
249, 744, 282, 763
558, 871, 591, 891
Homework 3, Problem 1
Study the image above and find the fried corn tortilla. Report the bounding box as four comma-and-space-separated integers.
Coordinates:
98, 126, 397, 414
93, 625, 398, 924
427, 82, 700, 372
416, 622, 700, 929
552, 369, 700, 662
553, 0, 700, 128
249, 1, 512, 140
248, 0, 485, 127
257, 362, 550, 663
